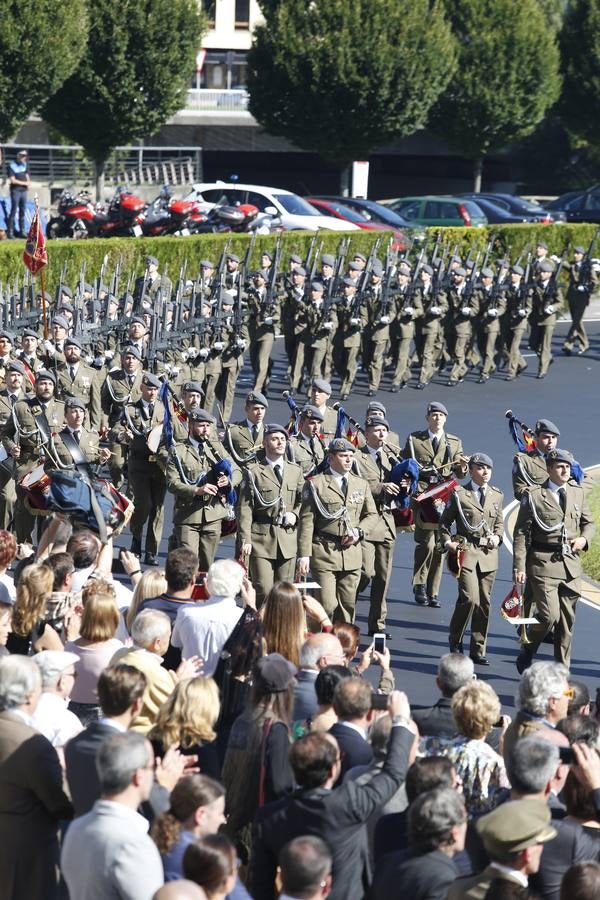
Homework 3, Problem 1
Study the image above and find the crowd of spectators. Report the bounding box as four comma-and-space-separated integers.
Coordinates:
1, 528, 600, 900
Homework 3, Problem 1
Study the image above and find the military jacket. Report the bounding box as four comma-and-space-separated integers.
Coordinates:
56, 361, 102, 429
355, 446, 397, 543
289, 433, 326, 476
166, 437, 241, 526
46, 426, 104, 470
439, 482, 504, 574
237, 452, 304, 559
402, 429, 466, 494
225, 421, 265, 467
101, 370, 143, 425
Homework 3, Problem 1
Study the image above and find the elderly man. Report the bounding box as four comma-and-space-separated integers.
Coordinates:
0, 656, 72, 899
502, 661, 571, 762
293, 633, 347, 722
412, 652, 476, 739
31, 650, 82, 749
61, 731, 164, 900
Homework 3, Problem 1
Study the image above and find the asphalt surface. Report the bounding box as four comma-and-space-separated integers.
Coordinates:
118, 316, 600, 713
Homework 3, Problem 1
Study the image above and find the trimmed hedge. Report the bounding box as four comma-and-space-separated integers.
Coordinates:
1, 222, 598, 290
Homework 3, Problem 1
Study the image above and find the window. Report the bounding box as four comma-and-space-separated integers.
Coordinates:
424, 201, 442, 219
273, 194, 321, 216
396, 200, 420, 220
235, 0, 250, 28
202, 0, 216, 25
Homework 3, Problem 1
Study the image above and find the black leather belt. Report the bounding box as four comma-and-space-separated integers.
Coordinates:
531, 541, 563, 552
253, 515, 276, 525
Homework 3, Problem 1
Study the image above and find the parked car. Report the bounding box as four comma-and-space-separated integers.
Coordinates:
304, 197, 409, 251
459, 192, 564, 223
545, 186, 600, 224
184, 182, 359, 232
452, 196, 532, 224
383, 195, 488, 227
312, 195, 416, 230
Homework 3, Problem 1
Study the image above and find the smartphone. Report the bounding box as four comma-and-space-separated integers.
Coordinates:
373, 633, 386, 654
559, 746, 575, 765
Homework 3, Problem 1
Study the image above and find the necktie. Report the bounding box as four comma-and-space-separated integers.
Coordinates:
148, 403, 154, 420
251, 424, 258, 442
376, 450, 383, 475
432, 436, 439, 455
73, 430, 80, 445
274, 464, 283, 484
558, 487, 566, 513
9, 395, 16, 407
479, 486, 486, 506
69, 365, 76, 381
127, 374, 134, 387
341, 475, 348, 497
309, 437, 315, 455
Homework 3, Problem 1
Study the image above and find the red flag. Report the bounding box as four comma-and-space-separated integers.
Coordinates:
523, 433, 536, 453
23, 206, 48, 275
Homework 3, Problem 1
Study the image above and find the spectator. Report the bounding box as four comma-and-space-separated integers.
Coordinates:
68, 530, 134, 608
127, 569, 169, 633
7, 148, 30, 239
333, 623, 395, 695
152, 775, 226, 882
61, 731, 165, 900
568, 680, 591, 717
139, 547, 198, 668
0, 529, 17, 600
278, 836, 333, 900
423, 680, 510, 817
329, 677, 375, 782
65, 589, 124, 725
412, 652, 476, 738
183, 834, 238, 900
261, 581, 306, 667
310, 665, 355, 732
6, 562, 64, 654
31, 649, 82, 749
503, 662, 570, 762
293, 633, 346, 723
0, 595, 12, 655
249, 692, 416, 900
154, 882, 207, 900
560, 861, 600, 900
172, 560, 248, 677
222, 653, 296, 863
371, 787, 467, 900
0, 655, 72, 899
111, 610, 202, 733
557, 713, 599, 749
332, 621, 361, 664
149, 677, 221, 779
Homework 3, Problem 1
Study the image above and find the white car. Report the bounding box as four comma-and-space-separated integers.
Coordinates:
185, 182, 360, 232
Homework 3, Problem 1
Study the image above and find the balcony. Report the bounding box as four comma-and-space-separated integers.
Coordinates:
170, 88, 255, 125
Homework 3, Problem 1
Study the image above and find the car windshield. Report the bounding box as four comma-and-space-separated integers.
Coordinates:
354, 202, 407, 226
317, 201, 368, 223
461, 200, 485, 216
514, 198, 547, 212
273, 193, 320, 216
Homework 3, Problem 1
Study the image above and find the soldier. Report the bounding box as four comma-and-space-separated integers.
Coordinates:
363, 260, 395, 396
166, 381, 205, 446
224, 253, 242, 290
513, 448, 594, 670
17, 328, 44, 380
512, 418, 560, 501
446, 267, 479, 387
390, 262, 423, 391
247, 271, 280, 395
43, 315, 70, 367
56, 336, 102, 429
439, 452, 504, 665
225, 390, 268, 466
308, 379, 337, 443
0, 361, 27, 528
503, 264, 531, 381
121, 316, 150, 366
280, 265, 307, 382
0, 332, 14, 384
112, 372, 166, 566
415, 264, 447, 390
528, 259, 562, 379
134, 255, 172, 308
303, 282, 337, 385
46, 396, 110, 469
562, 245, 598, 355
531, 240, 549, 276
356, 401, 401, 454
357, 416, 401, 637
402, 401, 468, 608
475, 267, 506, 383
333, 278, 366, 400
238, 423, 305, 606
288, 405, 326, 476
166, 409, 241, 570
319, 253, 336, 293
100, 345, 143, 488
216, 294, 248, 424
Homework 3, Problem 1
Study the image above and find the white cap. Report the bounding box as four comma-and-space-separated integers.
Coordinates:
33, 651, 79, 688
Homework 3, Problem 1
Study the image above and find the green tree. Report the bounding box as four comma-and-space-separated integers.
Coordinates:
248, 0, 456, 188
433, 0, 562, 191
0, 0, 88, 143
559, 0, 600, 146
43, 0, 205, 197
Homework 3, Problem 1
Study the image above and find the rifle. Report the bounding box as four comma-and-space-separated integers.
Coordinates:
429, 231, 442, 269
308, 239, 323, 287
109, 256, 122, 301
517, 253, 532, 309
514, 243, 532, 270
241, 231, 257, 284
462, 249, 481, 304
545, 253, 566, 302
171, 258, 188, 336
264, 235, 282, 315
353, 242, 380, 319
328, 237, 350, 301
209, 240, 231, 306
380, 239, 398, 318
480, 236, 495, 274
579, 227, 600, 289
304, 234, 318, 273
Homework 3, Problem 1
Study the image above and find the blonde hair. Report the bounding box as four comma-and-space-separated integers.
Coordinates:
82, 578, 116, 605
79, 593, 120, 642
150, 677, 220, 748
261, 581, 305, 668
452, 680, 501, 740
125, 570, 167, 633
12, 564, 54, 637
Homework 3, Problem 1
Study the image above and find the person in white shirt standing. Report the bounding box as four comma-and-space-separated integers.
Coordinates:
31, 650, 83, 749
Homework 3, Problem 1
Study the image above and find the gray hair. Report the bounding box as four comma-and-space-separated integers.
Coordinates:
300, 633, 342, 668
517, 661, 569, 717
131, 609, 171, 649
408, 786, 467, 851
97, 731, 150, 795
437, 653, 475, 697
0, 656, 41, 711
507, 735, 560, 794
370, 713, 392, 759
206, 558, 244, 598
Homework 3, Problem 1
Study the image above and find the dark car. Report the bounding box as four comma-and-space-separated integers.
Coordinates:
312, 196, 414, 230
545, 186, 600, 224
455, 196, 531, 224
460, 192, 563, 223
304, 197, 409, 251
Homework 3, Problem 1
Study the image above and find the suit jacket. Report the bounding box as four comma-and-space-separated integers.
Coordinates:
329, 721, 374, 784
237, 453, 304, 559
448, 863, 528, 900
292, 668, 318, 722
0, 710, 73, 900
371, 848, 459, 900
439, 481, 504, 574
412, 697, 456, 738
249, 723, 414, 900
531, 818, 600, 900
166, 437, 241, 526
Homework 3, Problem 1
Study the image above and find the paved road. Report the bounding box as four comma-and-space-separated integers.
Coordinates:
118, 317, 600, 712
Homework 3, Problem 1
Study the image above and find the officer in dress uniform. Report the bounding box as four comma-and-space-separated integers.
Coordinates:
475, 268, 507, 383
0, 361, 27, 528
238, 423, 305, 607
513, 448, 594, 670
512, 419, 560, 501
225, 390, 268, 467
100, 345, 144, 488
503, 265, 531, 381
303, 282, 337, 386
390, 262, 423, 391
528, 260, 563, 379
446, 267, 480, 387
288, 405, 326, 476
297, 437, 377, 623
363, 261, 395, 395
56, 336, 102, 429
415, 264, 448, 390
308, 379, 337, 443
439, 453, 504, 665
334, 278, 367, 401
562, 245, 598, 355
46, 396, 110, 469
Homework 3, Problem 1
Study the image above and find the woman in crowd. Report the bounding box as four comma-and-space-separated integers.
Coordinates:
7, 563, 63, 654
333, 622, 395, 694
183, 834, 241, 900
125, 569, 168, 635
260, 582, 306, 667
149, 676, 221, 779
64, 591, 123, 725
310, 665, 353, 733
0, 530, 17, 601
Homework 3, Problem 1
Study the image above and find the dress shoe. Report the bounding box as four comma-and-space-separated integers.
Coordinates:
470, 653, 490, 666
516, 648, 533, 674
427, 595, 441, 608
390, 385, 398, 393
130, 538, 142, 556
414, 585, 428, 606
144, 553, 160, 566
578, 347, 588, 355
562, 346, 572, 356
504, 375, 515, 381
447, 379, 458, 387
416, 382, 425, 390
341, 393, 349, 401
536, 373, 546, 380
449, 642, 464, 654
477, 375, 489, 384
368, 389, 375, 397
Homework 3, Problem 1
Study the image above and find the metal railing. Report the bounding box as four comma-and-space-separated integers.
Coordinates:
183, 88, 250, 112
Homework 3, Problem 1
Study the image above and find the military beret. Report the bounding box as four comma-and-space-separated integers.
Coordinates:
366, 416, 389, 429
36, 291, 52, 302
421, 264, 434, 276
98, 283, 109, 295
496, 259, 509, 269
130, 316, 146, 327
200, 259, 215, 269
321, 254, 335, 267
367, 400, 386, 415
107, 293, 119, 305
511, 265, 524, 276
182, 381, 204, 395
121, 345, 142, 360
51, 315, 69, 330
469, 452, 493, 468
145, 255, 159, 267
371, 263, 384, 277
536, 241, 548, 250
398, 262, 411, 276
450, 255, 462, 264
453, 267, 467, 278
64, 396, 85, 411
546, 447, 573, 465
253, 270, 268, 281
36, 369, 56, 384
188, 409, 215, 424
300, 404, 324, 422
220, 290, 234, 305
225, 253, 240, 263
539, 260, 554, 273
141, 372, 161, 389
480, 267, 494, 279
312, 378, 332, 395
329, 438, 356, 453
342, 277, 357, 287
60, 285, 73, 299
64, 336, 83, 350
476, 798, 556, 859
7, 360, 25, 375
84, 282, 94, 293
246, 390, 269, 408
574, 246, 585, 255
57, 305, 74, 316
353, 253, 367, 262
263, 423, 288, 438
294, 266, 307, 277
22, 328, 38, 339
119, 292, 132, 304
289, 254, 302, 265
427, 401, 448, 416
0, 331, 12, 342
261, 250, 273, 261
348, 261, 361, 271
310, 281, 324, 293
535, 418, 560, 436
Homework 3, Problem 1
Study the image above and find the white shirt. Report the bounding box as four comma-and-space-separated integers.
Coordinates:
0, 571, 15, 601
337, 720, 367, 740
547, 479, 566, 508
171, 595, 243, 676
30, 691, 83, 748
488, 862, 528, 888
71, 568, 133, 609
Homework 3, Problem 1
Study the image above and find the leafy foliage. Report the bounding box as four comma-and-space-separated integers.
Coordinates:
248, 0, 457, 166
559, 0, 600, 147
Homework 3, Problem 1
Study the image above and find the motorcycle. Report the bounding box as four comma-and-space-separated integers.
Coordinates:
46, 189, 99, 239
189, 201, 282, 234
139, 186, 204, 237
95, 186, 146, 238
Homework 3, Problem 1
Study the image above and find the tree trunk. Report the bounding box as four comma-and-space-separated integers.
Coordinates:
473, 157, 483, 193
339, 164, 351, 197
94, 158, 106, 202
